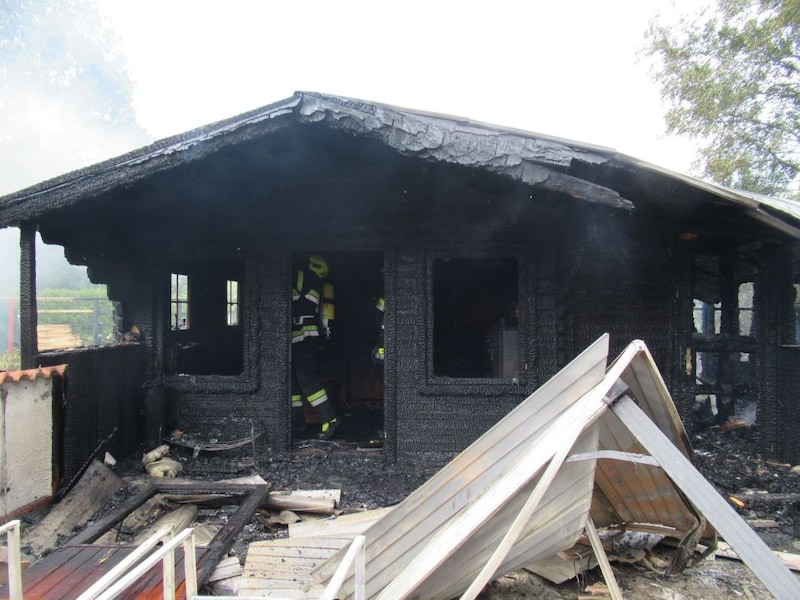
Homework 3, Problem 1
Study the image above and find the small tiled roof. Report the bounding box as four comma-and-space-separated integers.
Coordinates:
0, 364, 67, 385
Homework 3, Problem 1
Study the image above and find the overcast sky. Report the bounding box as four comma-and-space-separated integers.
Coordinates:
0, 0, 709, 293
98, 0, 702, 172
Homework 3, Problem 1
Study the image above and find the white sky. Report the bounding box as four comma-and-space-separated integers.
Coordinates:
98, 0, 703, 174
1, 0, 708, 292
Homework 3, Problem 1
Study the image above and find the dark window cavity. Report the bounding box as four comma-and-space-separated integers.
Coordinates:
433, 256, 519, 378
166, 260, 244, 376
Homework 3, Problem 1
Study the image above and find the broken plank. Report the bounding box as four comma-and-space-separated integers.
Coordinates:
289, 507, 394, 538
93, 494, 167, 544
23, 460, 125, 557
67, 482, 157, 545
265, 494, 337, 515
132, 504, 198, 544
526, 551, 596, 584
206, 556, 243, 583
195, 483, 270, 585
716, 541, 800, 572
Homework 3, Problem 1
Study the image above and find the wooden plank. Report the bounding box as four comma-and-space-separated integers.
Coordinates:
23, 461, 125, 557
206, 556, 242, 582
612, 395, 800, 600
526, 552, 596, 584
715, 541, 800, 572
374, 385, 610, 599
315, 334, 610, 598
132, 504, 198, 544
584, 516, 623, 600
460, 403, 591, 600
240, 537, 350, 598
195, 483, 270, 585
68, 483, 157, 545
289, 507, 393, 539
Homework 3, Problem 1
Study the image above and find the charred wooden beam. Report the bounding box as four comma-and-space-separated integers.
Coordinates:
693, 334, 757, 354
19, 223, 38, 369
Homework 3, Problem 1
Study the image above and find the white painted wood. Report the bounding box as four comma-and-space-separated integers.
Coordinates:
289, 507, 392, 539
613, 395, 800, 600
565, 450, 660, 466
76, 525, 173, 600
0, 520, 23, 600
315, 334, 610, 598
584, 516, 624, 600
459, 400, 590, 600
319, 536, 365, 600
375, 383, 611, 599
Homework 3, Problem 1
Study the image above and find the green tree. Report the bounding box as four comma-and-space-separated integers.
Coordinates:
646, 0, 799, 197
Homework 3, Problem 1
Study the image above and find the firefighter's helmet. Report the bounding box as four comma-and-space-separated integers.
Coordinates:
309, 255, 329, 278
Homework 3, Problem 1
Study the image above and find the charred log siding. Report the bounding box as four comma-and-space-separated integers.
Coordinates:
37, 344, 144, 485
559, 210, 678, 390
756, 244, 797, 461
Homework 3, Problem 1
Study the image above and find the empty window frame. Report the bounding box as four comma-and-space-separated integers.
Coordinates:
433, 256, 519, 378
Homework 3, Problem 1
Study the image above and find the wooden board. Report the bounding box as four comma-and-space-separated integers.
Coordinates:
239, 537, 352, 598
22, 460, 125, 558
0, 545, 205, 600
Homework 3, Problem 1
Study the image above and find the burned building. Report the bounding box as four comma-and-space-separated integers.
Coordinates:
1, 92, 798, 482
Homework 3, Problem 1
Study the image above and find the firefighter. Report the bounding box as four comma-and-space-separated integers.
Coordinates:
291, 254, 338, 440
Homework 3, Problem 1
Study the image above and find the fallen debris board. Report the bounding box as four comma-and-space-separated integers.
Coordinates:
289, 507, 394, 539
132, 503, 198, 544
239, 536, 352, 598
526, 550, 597, 584
93, 493, 166, 545
315, 334, 611, 600
715, 541, 800, 572
22, 460, 125, 558
265, 494, 337, 515
207, 555, 243, 582
314, 337, 799, 600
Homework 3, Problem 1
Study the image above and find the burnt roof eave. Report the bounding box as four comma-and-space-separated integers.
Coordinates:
0, 95, 304, 228
2, 90, 798, 237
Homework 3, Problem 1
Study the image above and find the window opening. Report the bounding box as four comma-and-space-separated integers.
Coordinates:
166, 261, 243, 376
171, 273, 189, 330
226, 279, 239, 326
433, 256, 518, 378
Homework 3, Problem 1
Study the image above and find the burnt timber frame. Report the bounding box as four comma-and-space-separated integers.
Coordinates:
67, 481, 270, 586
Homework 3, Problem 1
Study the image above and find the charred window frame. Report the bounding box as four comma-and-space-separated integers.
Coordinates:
226, 279, 239, 326
163, 258, 247, 380
171, 273, 190, 330
430, 255, 520, 380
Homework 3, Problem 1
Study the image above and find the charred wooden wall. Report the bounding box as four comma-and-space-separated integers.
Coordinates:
37, 344, 144, 485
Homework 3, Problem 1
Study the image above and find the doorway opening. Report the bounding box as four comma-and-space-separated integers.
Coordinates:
291, 250, 384, 446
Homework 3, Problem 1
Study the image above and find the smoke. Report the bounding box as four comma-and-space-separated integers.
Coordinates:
0, 0, 151, 296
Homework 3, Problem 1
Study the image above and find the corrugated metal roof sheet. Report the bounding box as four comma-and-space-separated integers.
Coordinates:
0, 364, 67, 385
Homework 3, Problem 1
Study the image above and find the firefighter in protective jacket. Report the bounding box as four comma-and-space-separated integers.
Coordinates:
291, 254, 338, 440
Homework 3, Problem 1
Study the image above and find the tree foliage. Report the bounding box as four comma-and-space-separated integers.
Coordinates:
646, 0, 800, 197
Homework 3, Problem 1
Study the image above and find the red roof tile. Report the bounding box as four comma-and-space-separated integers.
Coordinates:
0, 364, 67, 385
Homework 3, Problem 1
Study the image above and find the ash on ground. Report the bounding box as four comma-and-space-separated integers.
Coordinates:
75, 424, 800, 598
